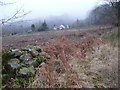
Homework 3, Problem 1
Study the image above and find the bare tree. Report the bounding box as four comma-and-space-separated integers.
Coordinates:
86, 0, 120, 26
101, 0, 120, 25
0, 0, 31, 24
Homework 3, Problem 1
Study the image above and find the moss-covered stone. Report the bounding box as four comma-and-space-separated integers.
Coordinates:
2, 45, 50, 88
29, 49, 39, 57
22, 45, 42, 52
9, 49, 22, 57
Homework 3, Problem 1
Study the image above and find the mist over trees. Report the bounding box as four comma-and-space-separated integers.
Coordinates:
2, 1, 120, 36
65, 1, 120, 28
85, 1, 120, 26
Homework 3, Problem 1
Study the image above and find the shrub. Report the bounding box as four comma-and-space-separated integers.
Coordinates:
39, 21, 49, 31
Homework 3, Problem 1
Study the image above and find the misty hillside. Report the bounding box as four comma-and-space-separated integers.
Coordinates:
1, 0, 119, 89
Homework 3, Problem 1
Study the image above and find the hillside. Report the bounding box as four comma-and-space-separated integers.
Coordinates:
2, 26, 119, 88
3, 26, 113, 49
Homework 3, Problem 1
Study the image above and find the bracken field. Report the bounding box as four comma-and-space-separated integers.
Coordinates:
2, 26, 119, 88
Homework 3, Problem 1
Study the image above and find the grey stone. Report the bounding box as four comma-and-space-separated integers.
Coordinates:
29, 49, 39, 57
20, 53, 32, 62
19, 67, 29, 75
14, 50, 22, 57
24, 60, 34, 65
19, 66, 35, 75
25, 60, 34, 65
8, 58, 20, 69
31, 61, 39, 67
24, 60, 39, 67
9, 49, 22, 57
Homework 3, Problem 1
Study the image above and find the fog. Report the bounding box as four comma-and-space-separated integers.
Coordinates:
1, 0, 101, 21
2, 0, 107, 35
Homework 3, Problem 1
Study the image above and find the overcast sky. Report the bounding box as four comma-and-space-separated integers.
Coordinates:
1, 0, 104, 21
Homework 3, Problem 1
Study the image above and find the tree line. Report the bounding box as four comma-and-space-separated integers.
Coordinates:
31, 21, 49, 32
86, 1, 119, 26
73, 1, 120, 28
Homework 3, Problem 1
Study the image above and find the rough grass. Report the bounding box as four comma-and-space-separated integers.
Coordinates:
83, 43, 118, 88
31, 33, 118, 88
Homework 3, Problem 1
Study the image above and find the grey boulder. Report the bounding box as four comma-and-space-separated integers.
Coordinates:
20, 53, 32, 62
8, 58, 20, 69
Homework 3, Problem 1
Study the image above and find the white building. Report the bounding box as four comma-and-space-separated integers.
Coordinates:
66, 25, 70, 29
53, 27, 57, 30
59, 25, 65, 30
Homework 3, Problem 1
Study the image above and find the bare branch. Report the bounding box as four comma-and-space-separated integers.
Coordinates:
0, 1, 32, 24
1, 11, 31, 24
0, 1, 16, 6
0, 4, 31, 24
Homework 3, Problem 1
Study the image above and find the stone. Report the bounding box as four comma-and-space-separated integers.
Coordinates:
3, 46, 47, 88
19, 67, 29, 75
24, 60, 35, 65
8, 58, 20, 69
19, 66, 35, 75
29, 49, 39, 57
14, 50, 22, 57
31, 61, 39, 67
9, 49, 22, 56
22, 45, 41, 52
24, 60, 39, 67
20, 53, 32, 62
